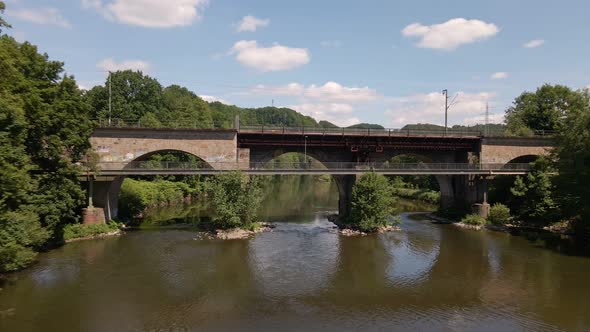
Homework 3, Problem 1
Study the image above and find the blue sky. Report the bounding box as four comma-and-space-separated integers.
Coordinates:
4, 0, 590, 127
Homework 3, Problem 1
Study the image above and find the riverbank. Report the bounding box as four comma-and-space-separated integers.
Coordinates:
327, 214, 401, 236
63, 222, 123, 243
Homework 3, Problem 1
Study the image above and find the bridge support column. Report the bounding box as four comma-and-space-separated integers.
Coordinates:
87, 176, 124, 223
333, 175, 356, 219
471, 177, 491, 218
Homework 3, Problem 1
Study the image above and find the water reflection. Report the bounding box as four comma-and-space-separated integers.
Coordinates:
1, 177, 590, 331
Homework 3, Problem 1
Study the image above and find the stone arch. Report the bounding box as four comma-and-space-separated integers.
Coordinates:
504, 154, 540, 165
93, 149, 212, 221
249, 149, 331, 169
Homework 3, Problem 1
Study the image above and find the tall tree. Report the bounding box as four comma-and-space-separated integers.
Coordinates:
554, 90, 590, 225
505, 84, 587, 134
0, 1, 10, 34
160, 85, 213, 128
85, 70, 163, 121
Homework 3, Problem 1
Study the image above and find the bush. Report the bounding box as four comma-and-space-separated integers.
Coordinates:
206, 171, 263, 229
488, 203, 511, 226
349, 173, 397, 232
119, 178, 195, 219
461, 214, 488, 226
390, 187, 440, 204
63, 222, 120, 241
0, 210, 50, 272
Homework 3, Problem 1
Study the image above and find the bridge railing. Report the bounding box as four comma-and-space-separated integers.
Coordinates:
92, 161, 533, 172
93, 118, 555, 138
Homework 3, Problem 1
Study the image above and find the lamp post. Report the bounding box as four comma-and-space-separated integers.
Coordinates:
304, 135, 308, 166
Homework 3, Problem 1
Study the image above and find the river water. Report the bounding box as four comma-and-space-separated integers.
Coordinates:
1, 177, 590, 331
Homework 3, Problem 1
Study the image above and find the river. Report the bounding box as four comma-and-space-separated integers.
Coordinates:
1, 176, 590, 331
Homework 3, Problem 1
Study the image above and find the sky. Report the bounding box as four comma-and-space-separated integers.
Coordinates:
3, 0, 590, 127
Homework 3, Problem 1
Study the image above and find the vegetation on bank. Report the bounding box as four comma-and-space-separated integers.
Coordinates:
0, 6, 92, 273
119, 178, 197, 220
63, 222, 120, 241
343, 173, 401, 233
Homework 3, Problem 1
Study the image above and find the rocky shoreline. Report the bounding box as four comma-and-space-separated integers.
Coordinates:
327, 214, 401, 236
194, 222, 275, 240
64, 230, 123, 243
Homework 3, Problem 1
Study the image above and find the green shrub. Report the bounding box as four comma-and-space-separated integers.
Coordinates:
349, 173, 397, 232
390, 187, 440, 204
206, 171, 263, 229
63, 222, 120, 241
488, 203, 511, 226
0, 210, 50, 272
119, 178, 195, 219
461, 214, 488, 226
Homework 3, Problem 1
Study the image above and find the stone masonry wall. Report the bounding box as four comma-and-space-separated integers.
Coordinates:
480, 137, 553, 164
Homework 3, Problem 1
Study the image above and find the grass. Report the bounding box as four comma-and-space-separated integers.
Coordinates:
63, 222, 120, 241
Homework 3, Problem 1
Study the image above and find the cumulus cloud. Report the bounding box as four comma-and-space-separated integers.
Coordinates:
199, 95, 230, 104
97, 58, 151, 72
290, 103, 360, 127
230, 40, 310, 71
491, 72, 508, 80
236, 15, 269, 32
247, 81, 379, 103
8, 7, 71, 28
386, 91, 495, 126
523, 39, 545, 48
402, 18, 499, 50
82, 0, 208, 28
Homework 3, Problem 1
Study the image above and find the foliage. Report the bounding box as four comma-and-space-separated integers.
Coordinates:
0, 1, 10, 33
488, 203, 511, 226
553, 91, 590, 224
118, 178, 195, 220
206, 172, 263, 229
347, 123, 383, 129
0, 34, 91, 272
63, 222, 119, 241
509, 158, 559, 225
349, 173, 397, 232
505, 84, 588, 134
160, 85, 213, 128
319, 120, 338, 128
138, 112, 162, 128
461, 214, 488, 226
390, 187, 440, 204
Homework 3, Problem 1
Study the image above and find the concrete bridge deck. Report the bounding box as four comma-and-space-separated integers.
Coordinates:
92, 162, 532, 176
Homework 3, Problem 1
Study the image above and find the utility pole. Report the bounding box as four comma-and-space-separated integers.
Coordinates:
442, 89, 449, 134
485, 102, 490, 137
108, 71, 112, 126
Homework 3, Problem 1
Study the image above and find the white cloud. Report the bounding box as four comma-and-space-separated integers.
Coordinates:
402, 18, 499, 50
8, 7, 71, 28
491, 72, 508, 80
82, 0, 208, 28
236, 15, 269, 32
290, 103, 360, 127
524, 39, 545, 48
230, 40, 310, 71
97, 58, 151, 72
247, 81, 379, 103
305, 82, 379, 102
386, 91, 495, 126
200, 95, 229, 104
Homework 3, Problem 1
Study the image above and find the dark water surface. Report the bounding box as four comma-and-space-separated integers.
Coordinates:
1, 177, 590, 331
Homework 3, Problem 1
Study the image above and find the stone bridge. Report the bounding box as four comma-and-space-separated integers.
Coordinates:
85, 127, 553, 223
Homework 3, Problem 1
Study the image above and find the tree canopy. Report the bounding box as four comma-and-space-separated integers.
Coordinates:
505, 84, 588, 135
0, 33, 92, 272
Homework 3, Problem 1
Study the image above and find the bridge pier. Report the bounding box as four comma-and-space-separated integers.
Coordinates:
84, 176, 123, 223
333, 175, 356, 219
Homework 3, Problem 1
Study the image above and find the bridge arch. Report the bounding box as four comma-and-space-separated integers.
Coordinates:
93, 149, 212, 221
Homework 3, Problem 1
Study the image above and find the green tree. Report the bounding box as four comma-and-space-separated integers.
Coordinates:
349, 173, 397, 232
139, 112, 162, 128
160, 85, 213, 128
206, 172, 263, 229
0, 34, 91, 271
0, 1, 11, 34
488, 203, 511, 226
85, 70, 163, 120
505, 84, 587, 134
553, 91, 590, 225
509, 158, 559, 225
